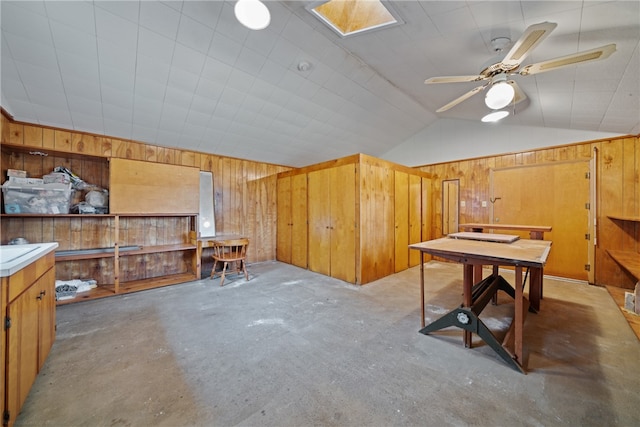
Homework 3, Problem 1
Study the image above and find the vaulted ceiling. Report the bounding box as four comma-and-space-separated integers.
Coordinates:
2, 1, 638, 167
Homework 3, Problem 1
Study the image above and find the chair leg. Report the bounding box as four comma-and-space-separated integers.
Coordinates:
219, 261, 228, 286
242, 260, 249, 281
210, 259, 219, 279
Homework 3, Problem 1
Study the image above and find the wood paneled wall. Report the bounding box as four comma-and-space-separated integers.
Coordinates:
0, 113, 291, 264
418, 135, 639, 289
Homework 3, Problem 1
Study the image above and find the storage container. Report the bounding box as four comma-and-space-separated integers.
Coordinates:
2, 181, 73, 214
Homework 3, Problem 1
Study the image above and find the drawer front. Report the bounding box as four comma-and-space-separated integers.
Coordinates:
7, 252, 55, 303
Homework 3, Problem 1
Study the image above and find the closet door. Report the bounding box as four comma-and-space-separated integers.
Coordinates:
308, 169, 331, 276
408, 174, 423, 267
276, 176, 292, 263
329, 164, 357, 283
290, 173, 308, 268
394, 171, 409, 272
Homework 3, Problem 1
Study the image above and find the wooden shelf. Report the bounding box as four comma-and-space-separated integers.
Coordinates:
1, 214, 114, 218
608, 215, 640, 222
56, 285, 116, 305
56, 251, 115, 262
606, 286, 640, 341
56, 273, 198, 305
118, 243, 196, 256
607, 249, 640, 281
1, 213, 197, 218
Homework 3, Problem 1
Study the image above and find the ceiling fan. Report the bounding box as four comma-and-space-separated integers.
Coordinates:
425, 22, 617, 113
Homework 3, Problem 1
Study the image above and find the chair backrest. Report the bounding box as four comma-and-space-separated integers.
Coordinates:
212, 238, 249, 261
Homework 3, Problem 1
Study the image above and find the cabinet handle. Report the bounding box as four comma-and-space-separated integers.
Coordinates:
36, 290, 46, 300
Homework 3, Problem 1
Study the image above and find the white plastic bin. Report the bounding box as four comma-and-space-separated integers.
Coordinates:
2, 181, 73, 214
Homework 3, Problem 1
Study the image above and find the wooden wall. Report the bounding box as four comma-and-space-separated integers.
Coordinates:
0, 113, 291, 266
418, 135, 639, 289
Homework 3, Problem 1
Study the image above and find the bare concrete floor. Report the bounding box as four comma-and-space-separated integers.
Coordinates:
16, 261, 640, 426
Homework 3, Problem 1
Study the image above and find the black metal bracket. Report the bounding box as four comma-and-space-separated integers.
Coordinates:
420, 274, 526, 373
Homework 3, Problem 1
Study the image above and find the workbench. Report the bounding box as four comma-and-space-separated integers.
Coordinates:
410, 235, 552, 373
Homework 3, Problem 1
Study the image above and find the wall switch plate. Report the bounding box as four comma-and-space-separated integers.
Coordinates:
481, 201, 487, 207
460, 200, 466, 207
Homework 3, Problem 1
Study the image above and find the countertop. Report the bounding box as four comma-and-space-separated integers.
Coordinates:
0, 242, 59, 277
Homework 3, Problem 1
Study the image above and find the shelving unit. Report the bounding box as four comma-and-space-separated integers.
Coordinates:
606, 215, 640, 281
1, 213, 199, 305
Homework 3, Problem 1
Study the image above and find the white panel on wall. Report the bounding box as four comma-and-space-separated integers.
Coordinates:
199, 171, 216, 238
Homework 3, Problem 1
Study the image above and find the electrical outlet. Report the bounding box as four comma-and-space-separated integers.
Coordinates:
481, 201, 487, 207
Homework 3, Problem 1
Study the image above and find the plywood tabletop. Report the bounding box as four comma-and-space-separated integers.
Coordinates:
410, 236, 552, 266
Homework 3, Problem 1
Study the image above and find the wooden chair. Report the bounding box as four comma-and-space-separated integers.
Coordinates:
210, 238, 249, 286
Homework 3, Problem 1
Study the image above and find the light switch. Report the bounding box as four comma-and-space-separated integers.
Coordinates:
460, 200, 466, 207
481, 201, 487, 207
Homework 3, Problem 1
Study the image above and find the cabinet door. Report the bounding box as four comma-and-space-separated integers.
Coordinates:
37, 268, 56, 369
394, 171, 409, 272
408, 174, 423, 267
308, 169, 331, 276
290, 173, 308, 268
6, 284, 41, 424
276, 176, 292, 263
329, 164, 357, 283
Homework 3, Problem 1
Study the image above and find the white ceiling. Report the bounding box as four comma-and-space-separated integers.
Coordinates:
1, 1, 638, 167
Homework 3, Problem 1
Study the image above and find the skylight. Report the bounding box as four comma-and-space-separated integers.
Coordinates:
309, 0, 402, 37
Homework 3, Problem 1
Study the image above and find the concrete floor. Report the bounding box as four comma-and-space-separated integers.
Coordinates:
16, 261, 640, 426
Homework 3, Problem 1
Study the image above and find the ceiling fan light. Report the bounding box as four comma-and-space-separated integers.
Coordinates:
234, 0, 271, 30
481, 110, 509, 123
485, 81, 515, 110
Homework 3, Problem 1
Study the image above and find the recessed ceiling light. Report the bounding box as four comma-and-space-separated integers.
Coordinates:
481, 110, 509, 123
234, 0, 270, 31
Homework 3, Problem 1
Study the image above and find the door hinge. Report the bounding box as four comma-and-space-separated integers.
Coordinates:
585, 264, 591, 272
585, 233, 591, 240
4, 316, 10, 330
585, 202, 590, 210
585, 172, 590, 179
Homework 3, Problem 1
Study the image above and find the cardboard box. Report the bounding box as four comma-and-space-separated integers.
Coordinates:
2, 181, 73, 214
7, 169, 27, 178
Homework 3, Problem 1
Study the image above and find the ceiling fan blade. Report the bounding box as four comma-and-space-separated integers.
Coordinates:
500, 22, 558, 70
436, 85, 486, 112
425, 75, 485, 84
518, 44, 617, 76
507, 80, 527, 104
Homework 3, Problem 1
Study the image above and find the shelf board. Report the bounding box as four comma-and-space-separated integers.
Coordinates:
1, 213, 196, 218
55, 273, 198, 306
55, 245, 140, 261
56, 285, 116, 305
606, 286, 640, 341
116, 273, 198, 293
607, 249, 640, 281
607, 215, 640, 223
119, 243, 196, 256
56, 251, 115, 262
1, 214, 114, 218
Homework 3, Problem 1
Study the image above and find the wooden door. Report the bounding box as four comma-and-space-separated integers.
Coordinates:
6, 283, 41, 426
38, 269, 56, 369
329, 164, 357, 283
308, 169, 331, 276
276, 176, 292, 263
409, 174, 423, 267
394, 171, 409, 272
442, 179, 459, 235
290, 173, 308, 268
359, 163, 394, 284
491, 161, 590, 280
